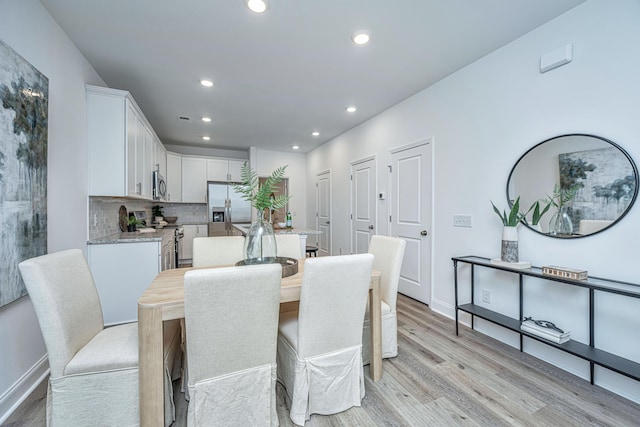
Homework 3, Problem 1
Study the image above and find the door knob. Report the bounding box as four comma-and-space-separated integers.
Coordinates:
368, 225, 374, 230
420, 230, 428, 236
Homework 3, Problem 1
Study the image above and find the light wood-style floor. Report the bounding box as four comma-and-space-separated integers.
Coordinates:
4, 295, 640, 426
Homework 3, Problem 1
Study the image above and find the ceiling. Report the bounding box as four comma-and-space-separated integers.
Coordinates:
40, 0, 584, 154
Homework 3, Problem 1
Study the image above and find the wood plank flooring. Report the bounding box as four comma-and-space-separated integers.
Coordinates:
4, 294, 640, 426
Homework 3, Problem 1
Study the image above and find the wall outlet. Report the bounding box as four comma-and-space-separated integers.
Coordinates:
482, 289, 491, 304
453, 214, 472, 227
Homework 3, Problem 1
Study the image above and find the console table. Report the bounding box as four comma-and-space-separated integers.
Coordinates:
453, 255, 640, 385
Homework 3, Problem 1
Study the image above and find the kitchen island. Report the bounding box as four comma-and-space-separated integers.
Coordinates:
232, 223, 322, 256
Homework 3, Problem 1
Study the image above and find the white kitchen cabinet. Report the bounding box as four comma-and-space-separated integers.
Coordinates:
180, 224, 208, 262
181, 157, 207, 203
88, 241, 160, 325
87, 85, 163, 199
206, 158, 246, 182
155, 140, 167, 179
166, 152, 182, 202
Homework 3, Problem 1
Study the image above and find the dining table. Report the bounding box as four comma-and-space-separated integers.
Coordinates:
137, 258, 382, 427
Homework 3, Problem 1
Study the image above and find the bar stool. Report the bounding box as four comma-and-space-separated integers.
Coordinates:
305, 245, 318, 257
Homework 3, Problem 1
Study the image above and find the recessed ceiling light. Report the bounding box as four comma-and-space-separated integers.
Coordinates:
202, 117, 212, 122
247, 0, 268, 13
202, 136, 211, 141
352, 30, 371, 45
292, 145, 300, 150
345, 106, 357, 113
200, 79, 213, 87
311, 131, 320, 137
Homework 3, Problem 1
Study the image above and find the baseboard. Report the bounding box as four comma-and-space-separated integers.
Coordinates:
429, 296, 455, 320
0, 355, 49, 424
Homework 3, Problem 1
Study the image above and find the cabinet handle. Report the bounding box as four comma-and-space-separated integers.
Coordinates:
368, 225, 374, 229
421, 230, 428, 236
137, 182, 142, 194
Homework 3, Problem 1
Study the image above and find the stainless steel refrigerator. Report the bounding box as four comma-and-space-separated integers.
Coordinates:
207, 182, 252, 236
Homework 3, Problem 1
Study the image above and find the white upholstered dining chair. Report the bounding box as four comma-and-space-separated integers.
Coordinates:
362, 235, 406, 364
183, 263, 282, 426
275, 233, 302, 259
277, 253, 374, 425
192, 235, 245, 267
18, 249, 181, 427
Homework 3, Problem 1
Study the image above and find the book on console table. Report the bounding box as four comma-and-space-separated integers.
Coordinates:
520, 319, 570, 344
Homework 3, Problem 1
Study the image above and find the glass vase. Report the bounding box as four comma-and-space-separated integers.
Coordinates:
548, 207, 573, 236
243, 210, 277, 264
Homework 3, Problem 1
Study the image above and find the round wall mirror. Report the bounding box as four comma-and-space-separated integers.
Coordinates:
507, 134, 638, 238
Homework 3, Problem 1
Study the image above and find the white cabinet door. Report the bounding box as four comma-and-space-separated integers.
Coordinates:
167, 152, 182, 202
182, 157, 207, 203
87, 85, 163, 200
206, 158, 229, 181
181, 225, 196, 261
88, 241, 160, 325
196, 224, 208, 237
156, 141, 167, 178
228, 159, 245, 182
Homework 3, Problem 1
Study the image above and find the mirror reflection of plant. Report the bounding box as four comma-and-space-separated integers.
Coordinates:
548, 183, 579, 210
231, 162, 291, 212
528, 199, 553, 226
491, 196, 531, 227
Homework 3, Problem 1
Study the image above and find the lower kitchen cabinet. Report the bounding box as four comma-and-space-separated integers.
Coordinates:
180, 224, 208, 263
88, 241, 160, 325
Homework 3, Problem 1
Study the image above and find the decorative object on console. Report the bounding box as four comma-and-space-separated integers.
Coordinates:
231, 163, 291, 264
521, 317, 570, 344
491, 196, 531, 268
542, 265, 588, 281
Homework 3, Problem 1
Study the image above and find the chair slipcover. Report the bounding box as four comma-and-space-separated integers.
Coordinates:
362, 235, 406, 364
192, 236, 245, 267
184, 263, 282, 427
18, 249, 181, 427
275, 234, 302, 259
277, 254, 374, 425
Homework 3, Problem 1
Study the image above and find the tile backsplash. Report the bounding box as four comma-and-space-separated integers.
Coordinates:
88, 197, 209, 240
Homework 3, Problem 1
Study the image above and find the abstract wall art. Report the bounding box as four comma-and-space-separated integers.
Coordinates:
0, 38, 48, 308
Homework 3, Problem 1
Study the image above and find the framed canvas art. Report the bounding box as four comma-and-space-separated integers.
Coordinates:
0, 38, 48, 308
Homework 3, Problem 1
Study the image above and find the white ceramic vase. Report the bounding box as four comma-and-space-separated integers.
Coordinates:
501, 226, 519, 263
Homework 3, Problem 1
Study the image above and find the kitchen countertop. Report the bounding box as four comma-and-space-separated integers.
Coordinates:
232, 223, 322, 236
88, 228, 176, 244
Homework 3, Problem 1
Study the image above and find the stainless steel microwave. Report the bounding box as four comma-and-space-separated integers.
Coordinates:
152, 170, 166, 200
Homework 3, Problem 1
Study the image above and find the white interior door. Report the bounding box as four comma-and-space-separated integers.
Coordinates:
351, 157, 376, 254
390, 140, 432, 304
316, 171, 331, 256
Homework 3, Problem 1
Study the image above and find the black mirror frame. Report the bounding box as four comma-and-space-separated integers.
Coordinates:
506, 133, 639, 239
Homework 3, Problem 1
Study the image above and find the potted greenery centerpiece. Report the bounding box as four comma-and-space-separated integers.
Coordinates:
127, 215, 144, 232
491, 196, 531, 264
231, 162, 291, 264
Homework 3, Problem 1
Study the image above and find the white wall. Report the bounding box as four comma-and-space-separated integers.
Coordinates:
306, 0, 640, 403
0, 0, 105, 421
253, 148, 307, 228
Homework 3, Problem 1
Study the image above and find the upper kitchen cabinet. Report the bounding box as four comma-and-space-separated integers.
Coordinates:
87, 85, 163, 199
166, 152, 182, 202
206, 158, 246, 182
181, 156, 207, 203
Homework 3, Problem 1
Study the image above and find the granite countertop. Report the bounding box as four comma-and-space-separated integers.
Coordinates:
88, 228, 175, 244
232, 223, 322, 236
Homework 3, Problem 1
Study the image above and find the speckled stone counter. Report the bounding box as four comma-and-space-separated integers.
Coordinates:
87, 228, 175, 244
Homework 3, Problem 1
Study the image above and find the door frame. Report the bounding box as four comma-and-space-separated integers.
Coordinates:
350, 155, 377, 254
315, 169, 332, 256
388, 137, 435, 304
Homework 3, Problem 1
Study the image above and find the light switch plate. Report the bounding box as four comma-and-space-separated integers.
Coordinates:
453, 215, 472, 227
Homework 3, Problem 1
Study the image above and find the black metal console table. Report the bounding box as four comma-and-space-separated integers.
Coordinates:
453, 255, 640, 385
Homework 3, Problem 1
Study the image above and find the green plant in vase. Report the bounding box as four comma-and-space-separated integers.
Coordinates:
491, 196, 530, 263
231, 162, 291, 263
127, 216, 144, 232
